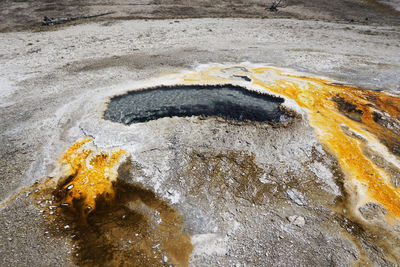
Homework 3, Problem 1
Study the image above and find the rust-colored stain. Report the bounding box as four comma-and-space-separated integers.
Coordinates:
182, 65, 400, 220
35, 138, 192, 266
27, 65, 399, 266
58, 137, 127, 218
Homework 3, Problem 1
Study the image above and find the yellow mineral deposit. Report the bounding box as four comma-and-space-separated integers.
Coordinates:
182, 65, 400, 221
58, 137, 127, 218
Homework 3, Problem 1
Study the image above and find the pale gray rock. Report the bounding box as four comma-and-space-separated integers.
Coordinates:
286, 189, 307, 206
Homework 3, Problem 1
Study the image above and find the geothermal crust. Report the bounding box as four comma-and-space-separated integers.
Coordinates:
1, 17, 400, 266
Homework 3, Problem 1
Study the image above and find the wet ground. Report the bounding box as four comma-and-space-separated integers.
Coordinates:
104, 84, 288, 124
35, 178, 192, 267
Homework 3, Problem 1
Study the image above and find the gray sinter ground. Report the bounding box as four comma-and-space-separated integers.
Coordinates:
122, 116, 355, 266
1, 10, 400, 267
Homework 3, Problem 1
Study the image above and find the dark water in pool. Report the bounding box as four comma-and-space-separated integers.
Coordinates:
104, 84, 289, 125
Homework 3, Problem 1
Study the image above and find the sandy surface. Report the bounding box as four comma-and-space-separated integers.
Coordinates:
1, 3, 400, 266
1, 0, 400, 32
378, 0, 400, 11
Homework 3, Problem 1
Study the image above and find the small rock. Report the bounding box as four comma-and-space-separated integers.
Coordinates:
286, 189, 306, 206
359, 202, 387, 220
287, 215, 305, 227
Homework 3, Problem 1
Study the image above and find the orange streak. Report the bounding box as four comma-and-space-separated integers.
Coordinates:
59, 137, 127, 217
182, 66, 400, 218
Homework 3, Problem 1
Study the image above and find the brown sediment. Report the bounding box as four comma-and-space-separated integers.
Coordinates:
333, 188, 400, 265
184, 145, 341, 207
330, 167, 400, 266
32, 139, 192, 266
341, 91, 400, 158
361, 145, 400, 188
181, 65, 400, 264
332, 95, 364, 123
186, 150, 267, 204
70, 180, 192, 267
182, 65, 400, 219
256, 72, 400, 219
24, 65, 400, 265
